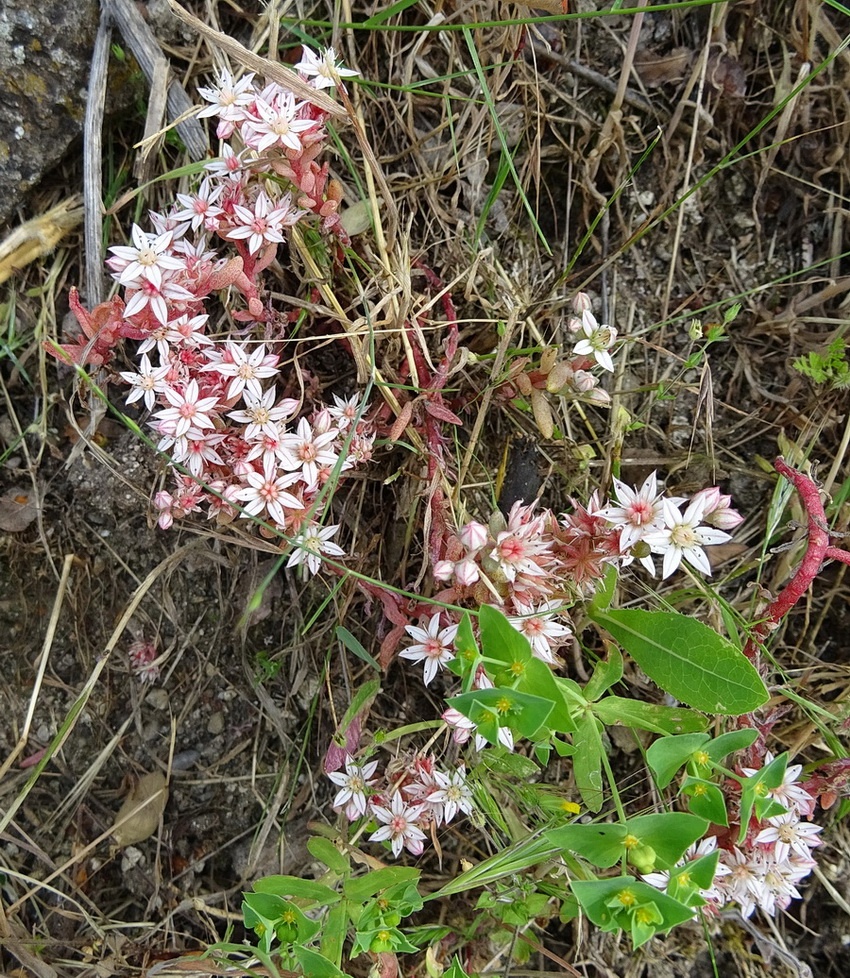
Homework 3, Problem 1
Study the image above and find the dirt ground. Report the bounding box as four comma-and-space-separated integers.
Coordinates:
2, 1, 850, 976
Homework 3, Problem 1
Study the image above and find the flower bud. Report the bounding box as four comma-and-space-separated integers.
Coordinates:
460, 521, 489, 551
455, 558, 480, 587
312, 407, 333, 434
628, 843, 657, 874
433, 560, 455, 581
572, 292, 592, 314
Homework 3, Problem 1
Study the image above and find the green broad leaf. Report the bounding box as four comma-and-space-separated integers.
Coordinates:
320, 901, 348, 967
548, 812, 708, 871
336, 627, 380, 671
293, 946, 348, 978
307, 837, 350, 876
570, 877, 695, 944
572, 713, 605, 812
704, 728, 759, 763
446, 613, 481, 691
479, 604, 533, 668
479, 751, 540, 780
546, 822, 627, 868
587, 563, 618, 615
584, 648, 624, 702
647, 733, 710, 788
590, 608, 769, 714
674, 849, 721, 895
518, 658, 576, 733
344, 867, 421, 904
447, 688, 555, 741
738, 751, 789, 841
242, 890, 287, 928
252, 876, 341, 906
591, 696, 708, 736
444, 957, 472, 978
682, 777, 729, 826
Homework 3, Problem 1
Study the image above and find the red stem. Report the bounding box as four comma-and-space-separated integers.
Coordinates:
743, 458, 850, 659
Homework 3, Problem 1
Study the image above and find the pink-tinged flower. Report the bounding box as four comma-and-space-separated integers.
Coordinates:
327, 756, 379, 820
107, 224, 184, 289
137, 323, 173, 360
228, 387, 298, 441
718, 847, 767, 919
154, 379, 220, 438
460, 521, 489, 552
278, 417, 339, 489
227, 190, 303, 255
427, 766, 474, 824
400, 617, 458, 686
128, 639, 160, 683
196, 69, 257, 120
172, 177, 225, 232
755, 814, 823, 864
594, 472, 670, 550
286, 523, 346, 577
369, 794, 426, 857
203, 340, 280, 401
642, 497, 732, 579
164, 313, 213, 350
204, 143, 250, 181
328, 392, 363, 429
488, 531, 549, 583
507, 600, 572, 663
237, 458, 302, 527
171, 430, 227, 478
294, 46, 359, 90
119, 353, 170, 411
572, 309, 617, 372
247, 92, 316, 153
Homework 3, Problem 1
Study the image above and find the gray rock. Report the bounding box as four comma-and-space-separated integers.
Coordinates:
0, 0, 135, 224
0, 0, 96, 222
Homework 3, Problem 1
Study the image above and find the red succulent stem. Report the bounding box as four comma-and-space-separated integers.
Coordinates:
743, 457, 850, 659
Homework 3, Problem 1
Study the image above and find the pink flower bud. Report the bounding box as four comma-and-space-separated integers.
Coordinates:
433, 560, 455, 581
706, 506, 745, 530
584, 388, 612, 406
312, 408, 333, 434
571, 369, 597, 393
460, 521, 489, 551
572, 292, 592, 314
691, 486, 721, 512
455, 558, 480, 587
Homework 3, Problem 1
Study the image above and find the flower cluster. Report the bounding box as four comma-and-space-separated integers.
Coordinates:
327, 753, 475, 857
128, 638, 160, 683
69, 48, 374, 574
399, 472, 742, 690
644, 754, 822, 918
502, 296, 617, 439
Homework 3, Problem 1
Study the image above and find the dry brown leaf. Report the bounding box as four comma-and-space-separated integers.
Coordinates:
0, 488, 39, 532
634, 47, 693, 88
112, 771, 168, 846
0, 197, 83, 285
513, 0, 568, 13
